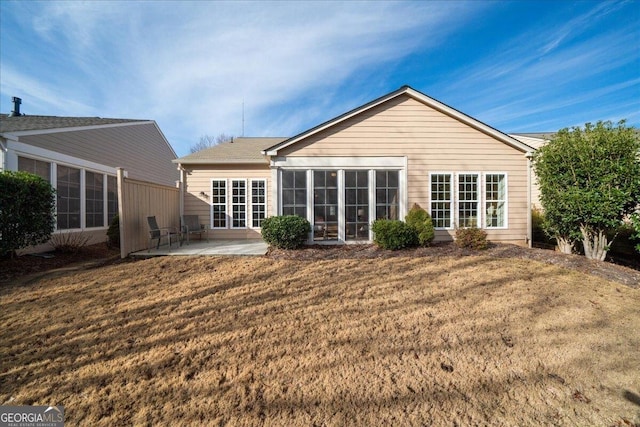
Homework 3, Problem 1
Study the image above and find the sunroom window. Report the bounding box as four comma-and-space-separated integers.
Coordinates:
375, 170, 399, 220
282, 170, 307, 218
345, 170, 369, 240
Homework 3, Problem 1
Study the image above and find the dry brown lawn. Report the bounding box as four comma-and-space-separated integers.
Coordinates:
1, 250, 639, 426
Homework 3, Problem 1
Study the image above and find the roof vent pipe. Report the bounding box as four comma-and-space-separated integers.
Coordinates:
9, 97, 22, 117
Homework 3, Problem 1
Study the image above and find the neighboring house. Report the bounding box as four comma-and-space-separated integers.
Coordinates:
175, 86, 538, 246
0, 97, 178, 251
509, 133, 551, 210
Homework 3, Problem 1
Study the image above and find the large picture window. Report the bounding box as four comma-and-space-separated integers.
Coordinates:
375, 170, 399, 220
282, 170, 307, 218
345, 170, 369, 240
56, 165, 81, 230
85, 171, 104, 228
430, 174, 452, 229
485, 174, 507, 228
457, 174, 479, 227
251, 180, 267, 228
231, 180, 247, 228
211, 180, 227, 228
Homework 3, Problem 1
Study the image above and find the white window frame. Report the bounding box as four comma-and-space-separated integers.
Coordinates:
210, 179, 227, 229
230, 179, 248, 229
456, 173, 481, 228
250, 179, 267, 229
484, 172, 508, 229
429, 172, 454, 230
84, 170, 105, 229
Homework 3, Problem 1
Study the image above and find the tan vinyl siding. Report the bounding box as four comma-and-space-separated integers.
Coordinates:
281, 94, 530, 243
183, 164, 271, 239
18, 122, 177, 186
119, 176, 180, 256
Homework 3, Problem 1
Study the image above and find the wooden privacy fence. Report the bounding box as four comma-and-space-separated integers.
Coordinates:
117, 168, 180, 258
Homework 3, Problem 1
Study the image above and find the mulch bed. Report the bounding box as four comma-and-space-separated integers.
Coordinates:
0, 243, 121, 284
267, 242, 640, 288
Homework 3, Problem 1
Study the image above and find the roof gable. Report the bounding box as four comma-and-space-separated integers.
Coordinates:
175, 137, 287, 165
264, 86, 534, 155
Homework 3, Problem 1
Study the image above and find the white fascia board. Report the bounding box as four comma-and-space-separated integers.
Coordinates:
270, 156, 406, 169
2, 120, 153, 138
7, 140, 118, 175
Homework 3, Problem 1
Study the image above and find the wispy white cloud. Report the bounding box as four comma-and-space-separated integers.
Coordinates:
2, 1, 488, 154
1, 1, 637, 155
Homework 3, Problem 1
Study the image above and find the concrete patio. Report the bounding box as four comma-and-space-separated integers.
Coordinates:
131, 239, 269, 257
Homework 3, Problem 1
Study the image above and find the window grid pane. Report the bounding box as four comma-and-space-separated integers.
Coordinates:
486, 174, 506, 228
431, 174, 452, 228
85, 171, 104, 228
458, 174, 478, 227
56, 165, 81, 230
18, 156, 51, 182
345, 170, 369, 240
251, 180, 266, 228
314, 170, 338, 241
232, 180, 246, 228
375, 170, 399, 220
281, 170, 307, 218
212, 180, 227, 228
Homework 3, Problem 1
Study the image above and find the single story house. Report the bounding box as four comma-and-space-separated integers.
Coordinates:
1, 97, 178, 251
175, 86, 537, 246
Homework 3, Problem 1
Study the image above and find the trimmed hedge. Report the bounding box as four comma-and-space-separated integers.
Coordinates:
0, 171, 56, 258
261, 215, 311, 249
405, 203, 435, 246
371, 219, 419, 250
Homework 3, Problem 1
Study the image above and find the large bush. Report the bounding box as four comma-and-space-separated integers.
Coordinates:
405, 203, 435, 246
0, 171, 56, 258
261, 215, 311, 249
455, 227, 489, 250
532, 120, 640, 260
371, 219, 419, 250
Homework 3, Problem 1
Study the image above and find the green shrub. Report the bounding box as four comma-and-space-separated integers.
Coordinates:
0, 171, 56, 258
261, 215, 311, 249
631, 213, 640, 253
371, 219, 419, 250
107, 214, 120, 249
405, 203, 435, 246
455, 227, 489, 250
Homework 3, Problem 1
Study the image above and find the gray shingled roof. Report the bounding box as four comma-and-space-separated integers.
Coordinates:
175, 137, 287, 164
0, 114, 144, 133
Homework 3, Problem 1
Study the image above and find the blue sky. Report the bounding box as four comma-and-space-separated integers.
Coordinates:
1, 1, 638, 157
